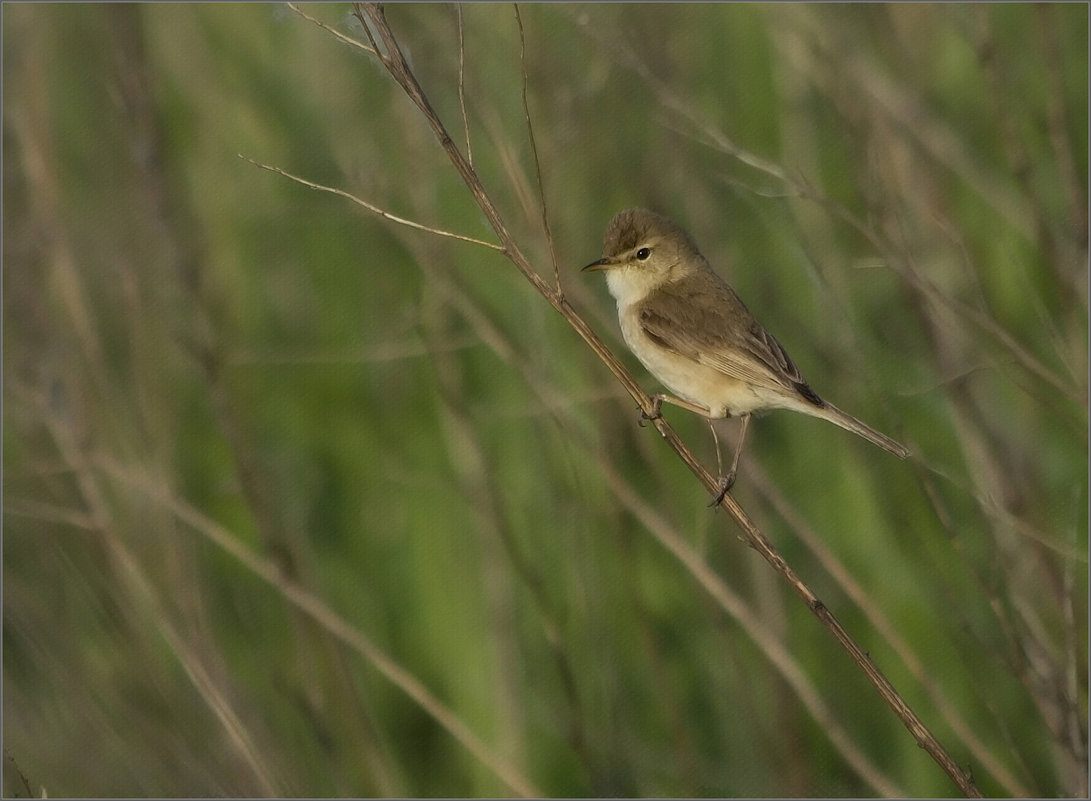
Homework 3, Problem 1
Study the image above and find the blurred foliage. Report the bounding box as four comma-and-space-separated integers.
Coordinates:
3, 3, 1087, 797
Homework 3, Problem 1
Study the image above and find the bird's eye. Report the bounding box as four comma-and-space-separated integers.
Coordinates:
636, 247, 651, 260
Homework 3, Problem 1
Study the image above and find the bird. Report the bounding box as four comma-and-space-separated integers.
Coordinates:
583, 208, 908, 502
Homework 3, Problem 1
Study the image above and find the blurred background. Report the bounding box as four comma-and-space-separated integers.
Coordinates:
4, 3, 1087, 797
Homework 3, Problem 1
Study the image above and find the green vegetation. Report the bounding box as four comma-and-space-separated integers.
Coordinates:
4, 3, 1086, 796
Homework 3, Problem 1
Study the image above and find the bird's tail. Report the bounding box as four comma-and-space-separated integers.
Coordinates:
818, 403, 910, 459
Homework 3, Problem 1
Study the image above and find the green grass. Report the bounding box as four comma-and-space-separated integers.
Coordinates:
4, 3, 1087, 797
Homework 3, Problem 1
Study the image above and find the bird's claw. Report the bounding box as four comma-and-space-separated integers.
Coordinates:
708, 471, 737, 507
638, 397, 663, 427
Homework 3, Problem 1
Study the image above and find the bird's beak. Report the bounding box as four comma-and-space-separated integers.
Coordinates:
582, 257, 615, 272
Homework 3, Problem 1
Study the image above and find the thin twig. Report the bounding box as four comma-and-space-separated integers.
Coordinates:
456, 5, 472, 167
240, 155, 503, 251
513, 4, 561, 292
286, 3, 376, 55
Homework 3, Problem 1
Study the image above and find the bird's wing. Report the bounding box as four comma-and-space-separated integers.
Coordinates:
639, 273, 823, 405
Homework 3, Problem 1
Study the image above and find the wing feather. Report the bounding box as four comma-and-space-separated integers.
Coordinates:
638, 270, 823, 406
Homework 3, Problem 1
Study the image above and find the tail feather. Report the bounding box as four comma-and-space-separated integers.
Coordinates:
817, 403, 909, 459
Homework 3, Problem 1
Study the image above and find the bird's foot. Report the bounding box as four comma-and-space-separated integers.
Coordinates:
708, 470, 737, 507
638, 396, 664, 427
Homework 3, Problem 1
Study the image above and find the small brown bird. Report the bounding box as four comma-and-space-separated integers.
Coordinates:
583, 208, 908, 500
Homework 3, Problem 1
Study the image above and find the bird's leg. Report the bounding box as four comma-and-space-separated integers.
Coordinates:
653, 393, 713, 416
728, 413, 750, 485
711, 417, 725, 477
707, 420, 731, 506
639, 392, 709, 426
709, 414, 751, 507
